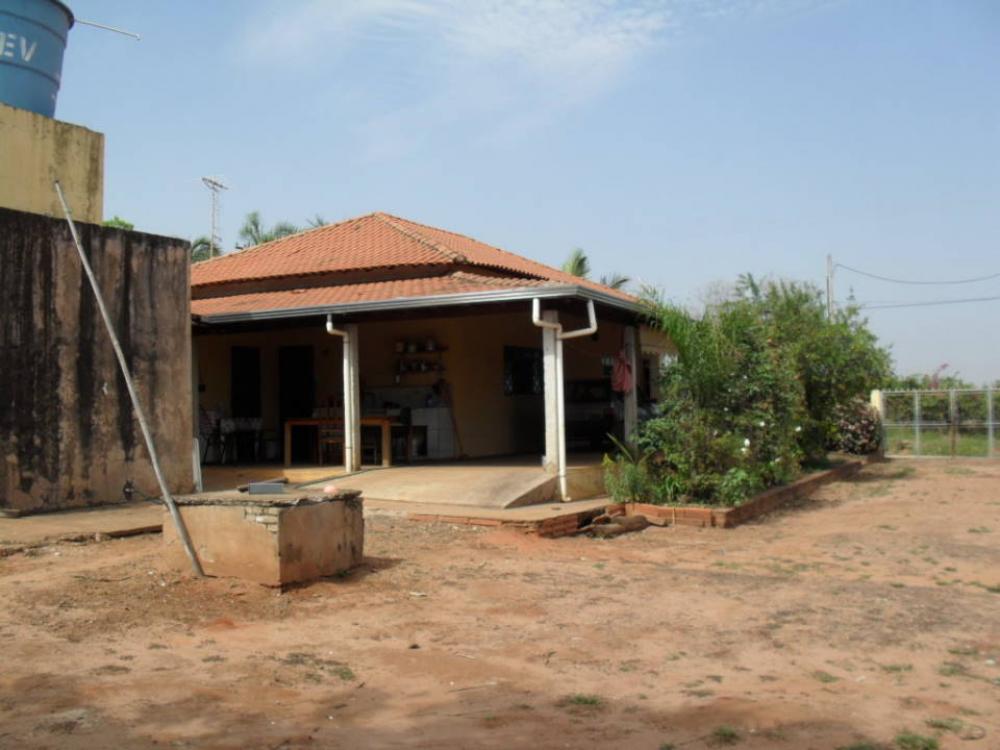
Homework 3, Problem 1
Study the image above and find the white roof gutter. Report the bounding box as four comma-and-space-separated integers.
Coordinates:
194, 284, 642, 325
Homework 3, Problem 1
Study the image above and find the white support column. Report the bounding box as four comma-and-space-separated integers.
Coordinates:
870, 389, 885, 456
532, 298, 597, 502
555, 335, 567, 499
542, 310, 559, 474
339, 330, 354, 473
345, 323, 362, 472
869, 389, 884, 419
988, 386, 995, 459
327, 315, 362, 473
623, 326, 639, 443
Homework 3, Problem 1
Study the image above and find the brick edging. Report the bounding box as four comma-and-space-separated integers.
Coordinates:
608, 459, 864, 529
406, 507, 606, 539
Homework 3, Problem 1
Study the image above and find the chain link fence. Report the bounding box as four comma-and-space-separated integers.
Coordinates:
872, 388, 996, 458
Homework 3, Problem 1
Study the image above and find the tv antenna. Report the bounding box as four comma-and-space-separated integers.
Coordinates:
75, 19, 141, 40
201, 177, 228, 258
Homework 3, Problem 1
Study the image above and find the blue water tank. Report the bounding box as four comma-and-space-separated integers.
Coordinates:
0, 0, 73, 117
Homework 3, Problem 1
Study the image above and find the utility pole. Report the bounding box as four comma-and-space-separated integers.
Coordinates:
826, 254, 834, 319
201, 177, 228, 258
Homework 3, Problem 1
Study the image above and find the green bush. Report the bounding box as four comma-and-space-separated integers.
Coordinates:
717, 468, 762, 507
602, 437, 686, 505
615, 276, 890, 507
602, 452, 652, 505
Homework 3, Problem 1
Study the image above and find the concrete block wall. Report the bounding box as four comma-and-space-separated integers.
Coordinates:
0, 208, 194, 513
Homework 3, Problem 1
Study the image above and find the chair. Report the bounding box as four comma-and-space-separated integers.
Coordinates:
319, 422, 345, 466
198, 408, 224, 464
360, 425, 380, 465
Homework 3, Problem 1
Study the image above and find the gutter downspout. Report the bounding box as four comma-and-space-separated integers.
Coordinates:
531, 298, 598, 500
326, 315, 357, 473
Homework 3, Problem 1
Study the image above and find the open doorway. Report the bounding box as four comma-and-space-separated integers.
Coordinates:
279, 345, 316, 462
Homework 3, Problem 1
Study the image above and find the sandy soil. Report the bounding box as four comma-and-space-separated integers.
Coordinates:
1, 459, 998, 749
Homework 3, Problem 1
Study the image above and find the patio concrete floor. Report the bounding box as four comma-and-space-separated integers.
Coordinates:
309, 454, 604, 509
0, 501, 162, 550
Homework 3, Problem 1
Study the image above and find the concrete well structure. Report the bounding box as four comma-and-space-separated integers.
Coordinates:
163, 490, 364, 586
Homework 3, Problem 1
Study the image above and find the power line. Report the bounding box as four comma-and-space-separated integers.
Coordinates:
858, 293, 1000, 310
836, 262, 1000, 286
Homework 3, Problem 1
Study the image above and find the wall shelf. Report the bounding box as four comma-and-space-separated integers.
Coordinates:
396, 347, 448, 356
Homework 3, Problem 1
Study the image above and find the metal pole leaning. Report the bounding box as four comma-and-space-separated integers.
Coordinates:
54, 181, 204, 577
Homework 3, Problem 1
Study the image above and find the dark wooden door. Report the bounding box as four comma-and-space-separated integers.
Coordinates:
279, 346, 316, 462
230, 346, 261, 418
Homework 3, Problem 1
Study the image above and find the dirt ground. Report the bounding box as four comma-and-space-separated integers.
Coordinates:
1, 460, 998, 750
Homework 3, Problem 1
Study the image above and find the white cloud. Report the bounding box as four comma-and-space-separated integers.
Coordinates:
242, 1, 670, 83
239, 1, 838, 86
237, 0, 833, 156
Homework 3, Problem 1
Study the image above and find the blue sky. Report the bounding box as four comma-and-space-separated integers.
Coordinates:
57, 1, 999, 382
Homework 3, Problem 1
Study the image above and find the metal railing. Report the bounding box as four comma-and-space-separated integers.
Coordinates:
872, 388, 996, 458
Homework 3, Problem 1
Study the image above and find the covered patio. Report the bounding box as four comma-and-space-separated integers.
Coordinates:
191, 212, 671, 507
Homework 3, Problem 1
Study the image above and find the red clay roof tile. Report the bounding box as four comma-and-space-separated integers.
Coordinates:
191, 271, 556, 318
191, 212, 635, 304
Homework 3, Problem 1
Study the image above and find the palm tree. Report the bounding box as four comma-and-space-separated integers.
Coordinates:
562, 248, 630, 290
237, 211, 301, 248
306, 214, 328, 228
562, 248, 591, 278
599, 273, 631, 290
191, 235, 213, 263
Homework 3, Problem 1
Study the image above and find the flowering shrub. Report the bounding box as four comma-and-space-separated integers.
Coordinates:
612, 295, 805, 507
602, 278, 889, 508
833, 398, 882, 455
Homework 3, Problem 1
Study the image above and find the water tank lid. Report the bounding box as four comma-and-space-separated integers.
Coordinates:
52, 0, 75, 29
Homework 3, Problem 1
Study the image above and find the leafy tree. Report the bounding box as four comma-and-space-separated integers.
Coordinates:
102, 215, 134, 231
738, 277, 892, 459
306, 214, 328, 228
237, 211, 300, 248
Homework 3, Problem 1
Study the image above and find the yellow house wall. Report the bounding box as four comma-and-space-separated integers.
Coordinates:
197, 326, 344, 434
196, 310, 630, 458
0, 102, 104, 224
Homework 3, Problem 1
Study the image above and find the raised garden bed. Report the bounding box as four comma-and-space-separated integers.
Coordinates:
607, 459, 864, 528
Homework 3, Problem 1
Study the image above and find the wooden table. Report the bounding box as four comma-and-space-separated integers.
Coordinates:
283, 417, 393, 468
